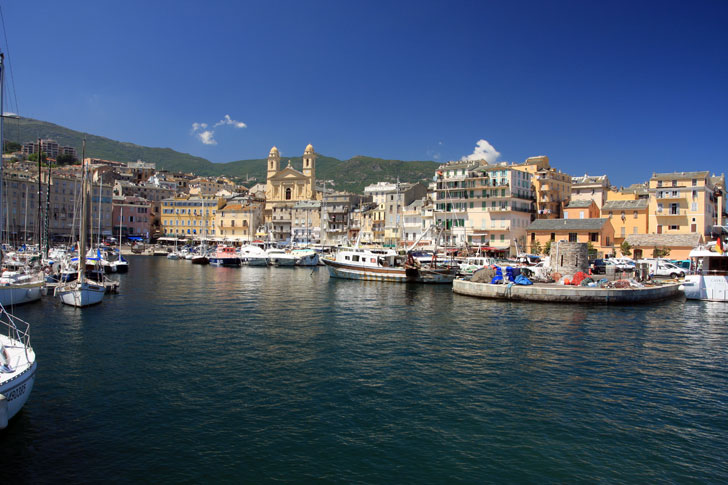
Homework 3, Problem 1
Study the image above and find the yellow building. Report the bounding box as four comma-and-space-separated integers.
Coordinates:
160, 195, 224, 238
647, 171, 724, 239
564, 200, 600, 220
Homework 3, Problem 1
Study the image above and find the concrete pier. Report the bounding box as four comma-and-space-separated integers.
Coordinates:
453, 279, 682, 304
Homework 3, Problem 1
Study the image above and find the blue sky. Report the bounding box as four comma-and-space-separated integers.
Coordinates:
2, 0, 726, 187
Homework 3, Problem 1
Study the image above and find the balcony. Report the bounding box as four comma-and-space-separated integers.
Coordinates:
655, 209, 687, 217
656, 193, 686, 201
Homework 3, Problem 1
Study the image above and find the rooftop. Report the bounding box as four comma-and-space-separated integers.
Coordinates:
566, 199, 595, 208
625, 233, 702, 247
651, 171, 709, 181
527, 218, 609, 231
602, 199, 650, 211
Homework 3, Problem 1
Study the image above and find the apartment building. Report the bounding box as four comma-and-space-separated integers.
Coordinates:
363, 181, 427, 246
434, 160, 535, 254
514, 156, 571, 219
112, 196, 152, 240
216, 199, 264, 242
648, 171, 725, 239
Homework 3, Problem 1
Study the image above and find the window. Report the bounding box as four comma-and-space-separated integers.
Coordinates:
285, 188, 292, 200
692, 179, 697, 186
580, 211, 585, 219
550, 233, 555, 241
590, 232, 599, 242
621, 227, 626, 237
569, 233, 577, 242
669, 225, 679, 230
633, 226, 638, 234
633, 211, 638, 219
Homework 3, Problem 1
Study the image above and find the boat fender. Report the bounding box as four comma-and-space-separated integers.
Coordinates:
0, 394, 7, 429
0, 344, 8, 368
44, 266, 52, 275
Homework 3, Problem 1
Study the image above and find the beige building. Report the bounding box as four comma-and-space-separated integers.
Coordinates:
601, 199, 650, 245
571, 174, 611, 208
216, 200, 264, 242
265, 144, 317, 242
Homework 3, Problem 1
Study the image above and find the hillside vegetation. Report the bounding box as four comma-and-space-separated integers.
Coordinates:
8, 117, 439, 193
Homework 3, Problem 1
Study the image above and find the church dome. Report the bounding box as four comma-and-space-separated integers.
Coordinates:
269, 146, 279, 156
304, 143, 314, 154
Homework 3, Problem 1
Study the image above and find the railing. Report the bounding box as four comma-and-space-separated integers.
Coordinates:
0, 305, 32, 365
655, 209, 686, 216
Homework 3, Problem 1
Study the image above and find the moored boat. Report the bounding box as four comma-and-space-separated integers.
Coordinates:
0, 304, 36, 429
209, 245, 241, 267
680, 236, 728, 302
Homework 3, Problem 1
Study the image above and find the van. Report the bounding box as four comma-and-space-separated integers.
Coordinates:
637, 258, 686, 279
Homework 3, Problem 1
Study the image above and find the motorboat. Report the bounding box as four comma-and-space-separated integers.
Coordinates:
680, 239, 728, 302
293, 249, 320, 266
240, 245, 268, 266
209, 245, 241, 267
265, 248, 298, 267
458, 256, 498, 276
0, 304, 36, 429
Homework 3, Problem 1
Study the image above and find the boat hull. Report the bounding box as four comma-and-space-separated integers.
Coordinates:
209, 258, 241, 267
681, 275, 728, 302
56, 282, 106, 307
323, 260, 456, 283
0, 360, 36, 424
0, 283, 44, 307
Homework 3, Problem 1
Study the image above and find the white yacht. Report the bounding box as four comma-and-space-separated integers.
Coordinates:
240, 245, 268, 266
0, 304, 36, 429
680, 239, 728, 302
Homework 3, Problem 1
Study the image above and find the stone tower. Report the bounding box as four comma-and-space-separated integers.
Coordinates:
302, 143, 316, 185
267, 146, 280, 179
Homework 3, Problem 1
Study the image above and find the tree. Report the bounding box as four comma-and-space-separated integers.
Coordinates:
28, 152, 47, 163
56, 153, 77, 165
620, 240, 632, 257
652, 246, 671, 258
586, 241, 598, 259
544, 240, 552, 256
3, 140, 21, 153
531, 241, 542, 255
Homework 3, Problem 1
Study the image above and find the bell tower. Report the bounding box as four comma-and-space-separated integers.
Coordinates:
267, 146, 280, 180
302, 143, 316, 190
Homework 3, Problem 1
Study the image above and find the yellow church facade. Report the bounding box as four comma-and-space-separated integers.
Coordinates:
264, 144, 318, 241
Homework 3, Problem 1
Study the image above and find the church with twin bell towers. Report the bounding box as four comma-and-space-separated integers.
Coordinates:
264, 144, 318, 241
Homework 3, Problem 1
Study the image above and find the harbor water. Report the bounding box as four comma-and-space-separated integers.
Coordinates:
3, 256, 727, 482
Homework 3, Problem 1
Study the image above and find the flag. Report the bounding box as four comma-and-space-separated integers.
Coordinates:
717, 237, 724, 255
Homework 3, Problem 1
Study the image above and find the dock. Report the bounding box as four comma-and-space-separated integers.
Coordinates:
453, 279, 682, 304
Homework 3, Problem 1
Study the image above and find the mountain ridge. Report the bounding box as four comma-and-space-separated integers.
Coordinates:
8, 117, 440, 193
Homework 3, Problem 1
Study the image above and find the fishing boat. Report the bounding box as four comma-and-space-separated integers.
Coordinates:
680, 232, 728, 302
55, 140, 106, 307
322, 227, 457, 283
0, 304, 36, 429
209, 245, 241, 267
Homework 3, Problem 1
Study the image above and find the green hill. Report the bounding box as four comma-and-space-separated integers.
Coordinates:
7, 117, 439, 193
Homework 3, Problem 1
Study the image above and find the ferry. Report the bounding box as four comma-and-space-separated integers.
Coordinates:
680, 237, 728, 302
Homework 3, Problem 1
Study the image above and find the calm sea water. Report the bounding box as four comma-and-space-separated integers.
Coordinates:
2, 256, 727, 483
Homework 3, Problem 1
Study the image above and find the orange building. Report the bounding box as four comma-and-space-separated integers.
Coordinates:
601, 199, 650, 244
564, 200, 599, 220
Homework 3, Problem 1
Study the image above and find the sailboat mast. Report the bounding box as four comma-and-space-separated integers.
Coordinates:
0, 53, 5, 244
37, 137, 42, 245
43, 153, 51, 259
78, 139, 88, 283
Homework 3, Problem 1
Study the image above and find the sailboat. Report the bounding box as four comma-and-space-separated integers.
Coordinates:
55, 140, 105, 307
0, 51, 37, 428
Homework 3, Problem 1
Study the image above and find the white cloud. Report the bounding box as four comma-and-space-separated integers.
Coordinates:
461, 139, 501, 164
198, 130, 217, 145
214, 114, 247, 129
191, 115, 246, 145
